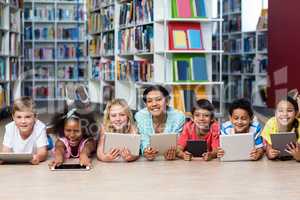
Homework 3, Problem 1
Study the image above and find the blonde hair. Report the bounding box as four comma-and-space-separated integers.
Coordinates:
103, 98, 135, 133
12, 97, 36, 115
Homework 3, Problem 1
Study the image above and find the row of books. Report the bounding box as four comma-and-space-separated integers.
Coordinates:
173, 54, 207, 82
257, 33, 267, 51
116, 59, 153, 82
118, 27, 135, 54
91, 58, 115, 81
87, 0, 114, 12
35, 85, 55, 99
171, 0, 206, 18
25, 45, 85, 60
9, 32, 19, 56
0, 31, 6, 54
169, 22, 203, 50
89, 32, 114, 57
35, 64, 55, 79
10, 10, 20, 32
134, 0, 153, 24
223, 15, 241, 33
24, 6, 84, 21
57, 64, 85, 80
0, 84, 8, 108
34, 26, 55, 40
172, 85, 207, 113
224, 38, 242, 53
0, 58, 5, 80
57, 6, 84, 21
223, 0, 241, 13
0, 4, 4, 28
57, 26, 83, 40
243, 77, 255, 100
10, 0, 23, 9
257, 9, 268, 30
135, 25, 153, 52
258, 55, 268, 73
244, 34, 256, 52
9, 57, 19, 81
88, 6, 114, 33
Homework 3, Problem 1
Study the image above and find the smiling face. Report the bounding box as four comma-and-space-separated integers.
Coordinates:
13, 111, 36, 139
64, 119, 83, 147
109, 104, 129, 131
145, 90, 168, 117
193, 108, 212, 133
275, 100, 297, 128
230, 108, 252, 134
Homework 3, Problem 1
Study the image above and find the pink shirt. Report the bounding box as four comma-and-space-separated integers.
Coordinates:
58, 137, 90, 159
177, 121, 220, 152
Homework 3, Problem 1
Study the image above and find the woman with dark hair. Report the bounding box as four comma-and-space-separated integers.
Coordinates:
135, 85, 185, 161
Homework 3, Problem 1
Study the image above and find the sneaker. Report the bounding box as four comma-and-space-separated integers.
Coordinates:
65, 84, 76, 106
75, 84, 90, 105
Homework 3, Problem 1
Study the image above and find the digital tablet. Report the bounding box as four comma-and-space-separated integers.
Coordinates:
271, 132, 297, 158
50, 164, 90, 171
186, 140, 207, 157
104, 133, 141, 156
0, 153, 33, 164
220, 133, 254, 161
150, 134, 177, 155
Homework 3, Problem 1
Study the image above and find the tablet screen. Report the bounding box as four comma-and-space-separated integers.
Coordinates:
53, 164, 89, 170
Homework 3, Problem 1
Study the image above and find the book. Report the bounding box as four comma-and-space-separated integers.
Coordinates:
176, 0, 192, 18
173, 30, 187, 49
176, 60, 190, 81
187, 29, 202, 49
191, 56, 207, 81
183, 89, 195, 113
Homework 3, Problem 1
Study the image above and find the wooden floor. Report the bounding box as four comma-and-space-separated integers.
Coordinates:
1, 116, 300, 200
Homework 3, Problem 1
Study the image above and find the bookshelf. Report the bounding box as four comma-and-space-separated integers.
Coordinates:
88, 0, 223, 115
213, 0, 267, 107
0, 0, 22, 113
22, 0, 87, 101
87, 0, 224, 117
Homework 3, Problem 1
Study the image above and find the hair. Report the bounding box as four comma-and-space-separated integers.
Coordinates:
229, 98, 254, 119
103, 98, 135, 133
277, 96, 299, 138
142, 85, 170, 103
12, 97, 36, 116
50, 108, 98, 138
192, 99, 215, 119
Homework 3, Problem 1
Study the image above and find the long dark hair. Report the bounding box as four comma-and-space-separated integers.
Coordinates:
278, 96, 299, 138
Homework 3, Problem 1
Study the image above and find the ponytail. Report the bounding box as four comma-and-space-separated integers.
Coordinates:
292, 118, 299, 139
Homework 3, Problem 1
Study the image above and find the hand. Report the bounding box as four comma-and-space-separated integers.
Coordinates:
144, 147, 158, 161
31, 154, 40, 165
250, 148, 261, 161
202, 152, 213, 161
217, 147, 225, 158
105, 148, 120, 161
285, 142, 300, 161
79, 153, 92, 167
183, 151, 192, 161
267, 147, 280, 160
48, 157, 64, 168
164, 146, 176, 161
121, 148, 134, 162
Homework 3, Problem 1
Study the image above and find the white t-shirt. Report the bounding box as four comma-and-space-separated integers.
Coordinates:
3, 120, 48, 153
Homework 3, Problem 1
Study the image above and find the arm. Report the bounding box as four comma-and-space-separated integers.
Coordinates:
96, 126, 120, 162
31, 146, 48, 165
79, 138, 96, 167
265, 143, 280, 160
250, 147, 265, 161
49, 140, 66, 168
176, 145, 192, 161
285, 142, 300, 161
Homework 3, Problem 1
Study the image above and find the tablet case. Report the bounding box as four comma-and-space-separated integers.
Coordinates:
270, 132, 297, 158
186, 140, 207, 157
0, 153, 33, 163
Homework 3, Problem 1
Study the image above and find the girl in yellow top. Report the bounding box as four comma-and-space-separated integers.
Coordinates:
262, 96, 300, 161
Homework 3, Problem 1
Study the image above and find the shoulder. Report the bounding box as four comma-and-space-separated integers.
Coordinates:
5, 121, 16, 130
210, 121, 220, 134
221, 121, 233, 135
33, 120, 46, 133
135, 108, 150, 120
167, 107, 185, 121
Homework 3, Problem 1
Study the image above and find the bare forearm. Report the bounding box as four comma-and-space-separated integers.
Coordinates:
81, 139, 96, 157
